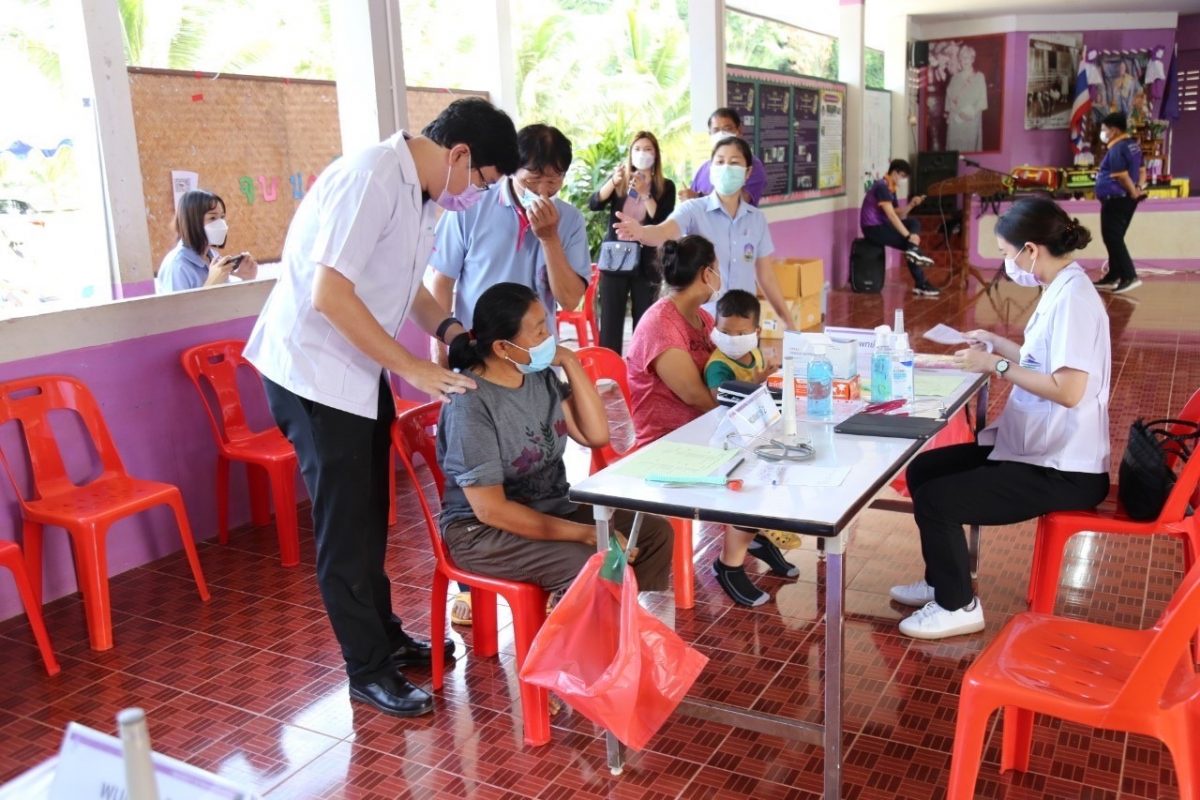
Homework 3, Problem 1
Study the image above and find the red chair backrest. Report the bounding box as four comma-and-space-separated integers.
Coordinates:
391, 402, 450, 563
180, 340, 260, 446
1158, 386, 1200, 521
1116, 533, 1200, 706
0, 375, 125, 501
584, 264, 600, 335
575, 346, 635, 472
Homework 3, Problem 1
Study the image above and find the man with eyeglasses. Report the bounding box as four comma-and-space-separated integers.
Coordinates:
244, 98, 519, 718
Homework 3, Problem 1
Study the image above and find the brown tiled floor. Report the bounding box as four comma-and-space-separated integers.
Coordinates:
1, 268, 1197, 799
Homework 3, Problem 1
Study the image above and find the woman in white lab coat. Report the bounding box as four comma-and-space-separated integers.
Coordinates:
889, 196, 1111, 640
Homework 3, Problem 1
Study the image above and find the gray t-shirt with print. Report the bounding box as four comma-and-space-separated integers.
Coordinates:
437, 368, 576, 530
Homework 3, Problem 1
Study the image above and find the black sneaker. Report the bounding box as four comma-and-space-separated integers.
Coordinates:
1111, 277, 1143, 294
748, 533, 800, 577
905, 249, 935, 266
1093, 276, 1120, 291
912, 285, 941, 297
712, 559, 769, 607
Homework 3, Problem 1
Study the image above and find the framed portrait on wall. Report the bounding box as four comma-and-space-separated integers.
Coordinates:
920, 34, 1006, 154
1026, 34, 1083, 130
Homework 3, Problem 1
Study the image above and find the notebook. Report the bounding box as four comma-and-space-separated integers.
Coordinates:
834, 412, 946, 440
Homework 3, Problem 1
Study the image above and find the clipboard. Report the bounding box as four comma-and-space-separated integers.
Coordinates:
834, 412, 946, 440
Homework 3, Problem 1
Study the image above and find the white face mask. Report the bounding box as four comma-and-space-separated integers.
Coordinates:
631, 151, 655, 171
702, 268, 721, 304
204, 218, 228, 248
711, 329, 757, 360
1004, 245, 1041, 287
1099, 129, 1111, 144
711, 130, 737, 147
896, 177, 910, 197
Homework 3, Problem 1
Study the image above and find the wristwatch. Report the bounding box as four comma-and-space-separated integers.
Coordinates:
995, 358, 1011, 377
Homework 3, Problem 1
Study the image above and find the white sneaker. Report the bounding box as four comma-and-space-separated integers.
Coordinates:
898, 599, 985, 640
889, 578, 937, 607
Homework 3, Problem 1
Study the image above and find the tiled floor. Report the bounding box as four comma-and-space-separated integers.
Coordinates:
2, 267, 1198, 799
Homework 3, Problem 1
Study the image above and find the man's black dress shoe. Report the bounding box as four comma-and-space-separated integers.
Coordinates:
349, 672, 434, 717
392, 632, 457, 667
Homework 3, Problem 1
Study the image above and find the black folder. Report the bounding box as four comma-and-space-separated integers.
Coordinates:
834, 412, 946, 440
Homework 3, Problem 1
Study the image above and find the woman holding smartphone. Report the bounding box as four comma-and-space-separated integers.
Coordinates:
156, 189, 258, 293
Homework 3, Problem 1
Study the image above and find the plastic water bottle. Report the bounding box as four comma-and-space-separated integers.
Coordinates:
891, 332, 915, 404
807, 344, 833, 419
118, 708, 160, 800
871, 325, 893, 402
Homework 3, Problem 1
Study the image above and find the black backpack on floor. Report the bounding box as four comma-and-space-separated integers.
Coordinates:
850, 238, 885, 293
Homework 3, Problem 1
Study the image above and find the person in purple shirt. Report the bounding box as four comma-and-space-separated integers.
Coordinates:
683, 108, 767, 206
860, 159, 939, 296
1092, 112, 1147, 295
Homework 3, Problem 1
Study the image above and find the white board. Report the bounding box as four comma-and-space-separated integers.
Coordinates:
864, 89, 892, 182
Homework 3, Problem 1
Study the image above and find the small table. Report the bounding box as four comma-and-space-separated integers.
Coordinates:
569, 370, 990, 800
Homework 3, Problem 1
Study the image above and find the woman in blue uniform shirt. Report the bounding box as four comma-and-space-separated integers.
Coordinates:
890, 196, 1111, 640
156, 190, 258, 293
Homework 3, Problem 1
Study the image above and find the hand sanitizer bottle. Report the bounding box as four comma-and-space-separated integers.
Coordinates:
807, 344, 833, 419
871, 325, 893, 402
891, 332, 915, 404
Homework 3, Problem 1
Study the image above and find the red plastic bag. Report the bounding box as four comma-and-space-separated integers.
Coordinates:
519, 548, 708, 751
889, 407, 975, 496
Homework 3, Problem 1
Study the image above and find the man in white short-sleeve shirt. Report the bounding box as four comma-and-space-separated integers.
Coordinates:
243, 98, 518, 717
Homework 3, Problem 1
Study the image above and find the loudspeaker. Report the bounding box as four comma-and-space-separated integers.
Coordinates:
911, 41, 929, 68
916, 151, 959, 214
850, 239, 885, 293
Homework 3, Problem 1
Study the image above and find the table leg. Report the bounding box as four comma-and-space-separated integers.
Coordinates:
823, 533, 846, 800
592, 504, 625, 776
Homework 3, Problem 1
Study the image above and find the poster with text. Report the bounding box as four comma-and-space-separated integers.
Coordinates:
727, 80, 757, 142
758, 84, 792, 197
792, 87, 820, 193
818, 90, 844, 189
1026, 34, 1083, 130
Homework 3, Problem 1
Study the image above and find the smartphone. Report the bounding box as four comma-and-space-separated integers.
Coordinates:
228, 254, 246, 271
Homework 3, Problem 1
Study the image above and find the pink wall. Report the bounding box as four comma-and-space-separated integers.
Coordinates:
937, 28, 1177, 173
1177, 14, 1200, 49
768, 206, 860, 288
0, 311, 430, 621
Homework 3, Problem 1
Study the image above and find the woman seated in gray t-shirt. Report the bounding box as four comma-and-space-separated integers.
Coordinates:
437, 282, 673, 595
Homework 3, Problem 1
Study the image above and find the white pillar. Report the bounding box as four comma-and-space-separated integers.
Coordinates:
839, 0, 867, 206
688, 0, 725, 132
330, 0, 409, 153
486, 0, 518, 119
55, 0, 153, 294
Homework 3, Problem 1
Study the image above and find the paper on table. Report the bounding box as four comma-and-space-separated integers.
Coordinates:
614, 441, 738, 479
749, 462, 851, 488
915, 373, 966, 398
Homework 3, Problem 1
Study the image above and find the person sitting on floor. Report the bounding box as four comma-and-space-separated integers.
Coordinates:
859, 159, 939, 297
437, 282, 673, 599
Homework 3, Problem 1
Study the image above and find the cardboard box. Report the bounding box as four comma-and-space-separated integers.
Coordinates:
759, 301, 791, 340
761, 258, 825, 300
794, 294, 822, 331
796, 258, 825, 298
767, 372, 861, 400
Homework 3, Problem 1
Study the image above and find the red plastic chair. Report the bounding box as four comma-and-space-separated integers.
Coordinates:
1027, 389, 1200, 637
0, 539, 60, 675
948, 524, 1200, 799
575, 346, 695, 610
0, 375, 209, 651
181, 341, 301, 567
556, 265, 600, 348
391, 402, 552, 746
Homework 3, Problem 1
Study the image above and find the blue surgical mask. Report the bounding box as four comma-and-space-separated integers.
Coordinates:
1004, 245, 1041, 287
505, 335, 556, 374
711, 164, 747, 196
521, 187, 541, 207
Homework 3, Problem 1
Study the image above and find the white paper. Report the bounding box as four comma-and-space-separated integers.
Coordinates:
750, 463, 851, 488
922, 324, 993, 352
171, 170, 199, 209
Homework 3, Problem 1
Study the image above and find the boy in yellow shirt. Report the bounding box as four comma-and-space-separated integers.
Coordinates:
701, 290, 801, 606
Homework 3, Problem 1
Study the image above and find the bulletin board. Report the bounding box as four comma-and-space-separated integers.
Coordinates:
127, 67, 486, 266
726, 65, 847, 206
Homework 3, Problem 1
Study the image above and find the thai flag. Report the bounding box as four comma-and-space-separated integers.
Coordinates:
1069, 62, 1092, 156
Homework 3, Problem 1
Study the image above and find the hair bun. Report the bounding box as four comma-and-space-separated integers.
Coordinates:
661, 239, 679, 257
1061, 217, 1093, 252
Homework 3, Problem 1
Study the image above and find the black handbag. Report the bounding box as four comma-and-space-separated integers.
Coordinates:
1117, 417, 1200, 521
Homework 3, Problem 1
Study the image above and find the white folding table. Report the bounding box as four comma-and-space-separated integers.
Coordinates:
568, 369, 989, 799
